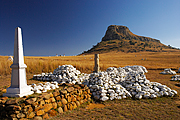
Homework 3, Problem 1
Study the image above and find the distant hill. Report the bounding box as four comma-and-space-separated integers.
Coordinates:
81, 25, 179, 55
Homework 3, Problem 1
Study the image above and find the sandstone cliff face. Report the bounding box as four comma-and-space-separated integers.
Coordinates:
102, 25, 160, 43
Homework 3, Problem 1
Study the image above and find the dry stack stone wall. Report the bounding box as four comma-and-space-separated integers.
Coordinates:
0, 83, 91, 120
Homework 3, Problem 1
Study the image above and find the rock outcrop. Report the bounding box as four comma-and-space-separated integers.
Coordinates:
81, 25, 175, 55
102, 25, 160, 43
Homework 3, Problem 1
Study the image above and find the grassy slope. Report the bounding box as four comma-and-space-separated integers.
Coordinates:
0, 51, 180, 119
82, 39, 180, 55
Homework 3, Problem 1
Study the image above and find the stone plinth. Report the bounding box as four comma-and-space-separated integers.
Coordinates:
3, 27, 33, 97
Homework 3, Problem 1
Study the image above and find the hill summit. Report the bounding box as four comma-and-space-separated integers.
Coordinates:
102, 25, 160, 43
82, 25, 178, 54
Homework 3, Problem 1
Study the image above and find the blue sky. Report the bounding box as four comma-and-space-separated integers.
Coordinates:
0, 0, 180, 56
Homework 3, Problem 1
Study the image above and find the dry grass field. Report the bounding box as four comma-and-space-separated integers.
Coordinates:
0, 51, 180, 120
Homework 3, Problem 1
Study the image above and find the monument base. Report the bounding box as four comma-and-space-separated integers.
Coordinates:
3, 85, 34, 97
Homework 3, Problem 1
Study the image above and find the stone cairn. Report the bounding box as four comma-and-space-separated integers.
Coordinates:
33, 65, 177, 101
33, 65, 89, 85
171, 75, 180, 81
160, 68, 176, 75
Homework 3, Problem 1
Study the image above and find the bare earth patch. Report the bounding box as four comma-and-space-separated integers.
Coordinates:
86, 103, 109, 110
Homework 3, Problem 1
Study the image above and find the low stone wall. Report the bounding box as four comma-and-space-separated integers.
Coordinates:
0, 83, 91, 120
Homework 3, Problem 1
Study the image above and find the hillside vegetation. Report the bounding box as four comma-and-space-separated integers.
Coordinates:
82, 25, 179, 54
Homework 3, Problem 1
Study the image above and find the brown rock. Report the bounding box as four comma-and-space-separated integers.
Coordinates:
81, 94, 84, 99
80, 84, 85, 88
15, 111, 20, 114
71, 97, 76, 102
26, 98, 37, 104
2, 89, 6, 93
36, 110, 45, 116
74, 85, 80, 89
32, 102, 39, 107
68, 103, 73, 110
34, 105, 43, 111
43, 103, 52, 112
49, 92, 54, 97
76, 96, 81, 101
14, 105, 21, 111
61, 89, 67, 94
67, 96, 71, 102
65, 94, 68, 99
57, 107, 63, 113
27, 112, 35, 119
63, 105, 68, 112
42, 113, 49, 119
48, 110, 57, 116
61, 95, 64, 98
87, 89, 91, 94
88, 97, 91, 101
6, 99, 17, 105
53, 91, 60, 96
76, 101, 81, 107
80, 100, 84, 104
84, 95, 88, 99
39, 100, 45, 106
1, 96, 8, 100
12, 117, 18, 120
43, 93, 51, 100
67, 87, 74, 93
33, 116, 42, 120
17, 113, 25, 118
85, 86, 89, 90
57, 101, 62, 107
6, 105, 17, 111
1, 99, 7, 104
84, 91, 88, 95
55, 96, 61, 101
50, 97, 56, 102
87, 94, 91, 98
72, 102, 77, 109
77, 89, 83, 95
20, 103, 26, 107
19, 118, 28, 120
44, 99, 50, 103
61, 98, 67, 105
52, 102, 57, 109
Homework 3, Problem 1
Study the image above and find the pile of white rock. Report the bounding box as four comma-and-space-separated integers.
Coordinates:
160, 68, 176, 75
30, 81, 59, 94
33, 65, 90, 84
170, 75, 180, 81
33, 65, 178, 101
33, 72, 54, 81
83, 71, 132, 101
121, 72, 177, 99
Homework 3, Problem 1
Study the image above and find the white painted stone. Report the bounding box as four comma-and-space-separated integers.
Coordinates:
3, 27, 33, 97
178, 68, 180, 73
160, 68, 176, 75
8, 56, 13, 61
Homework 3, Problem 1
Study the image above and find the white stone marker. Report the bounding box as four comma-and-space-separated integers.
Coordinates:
3, 27, 33, 97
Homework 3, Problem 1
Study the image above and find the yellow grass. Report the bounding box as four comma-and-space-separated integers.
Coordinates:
0, 51, 180, 119
0, 51, 180, 76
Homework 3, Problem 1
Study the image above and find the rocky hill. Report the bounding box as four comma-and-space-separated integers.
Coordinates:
81, 25, 179, 54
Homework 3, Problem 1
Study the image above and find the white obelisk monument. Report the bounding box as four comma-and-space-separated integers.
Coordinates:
3, 27, 33, 97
